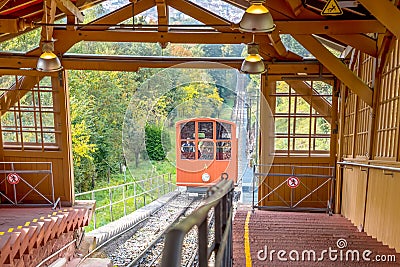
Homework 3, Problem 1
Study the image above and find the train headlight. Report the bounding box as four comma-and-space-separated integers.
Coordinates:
202, 173, 210, 182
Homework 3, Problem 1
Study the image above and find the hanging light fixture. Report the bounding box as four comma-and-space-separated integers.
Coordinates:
239, 0, 275, 33
240, 42, 266, 74
37, 0, 62, 72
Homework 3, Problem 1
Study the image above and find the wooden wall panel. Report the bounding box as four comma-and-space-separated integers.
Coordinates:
374, 39, 400, 160
340, 39, 400, 252
341, 166, 368, 229
364, 168, 400, 251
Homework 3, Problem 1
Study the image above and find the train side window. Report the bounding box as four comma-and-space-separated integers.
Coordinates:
181, 140, 195, 160
199, 141, 214, 160
180, 121, 195, 139
216, 141, 231, 160
216, 122, 231, 139
198, 122, 213, 139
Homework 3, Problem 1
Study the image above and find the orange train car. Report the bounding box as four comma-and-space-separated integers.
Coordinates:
176, 118, 238, 188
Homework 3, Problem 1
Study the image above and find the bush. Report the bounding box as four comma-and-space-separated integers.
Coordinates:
145, 124, 170, 160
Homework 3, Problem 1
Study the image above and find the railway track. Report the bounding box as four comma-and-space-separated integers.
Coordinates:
82, 193, 203, 267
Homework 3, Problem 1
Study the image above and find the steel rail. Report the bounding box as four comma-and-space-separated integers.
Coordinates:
126, 198, 198, 267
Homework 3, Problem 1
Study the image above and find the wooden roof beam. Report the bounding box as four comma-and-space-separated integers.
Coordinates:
155, 0, 168, 32
54, 0, 84, 23
293, 34, 373, 106
284, 0, 304, 16
167, 0, 233, 32
275, 20, 385, 34
268, 32, 303, 60
328, 34, 378, 58
357, 0, 400, 40
0, 54, 328, 74
285, 80, 332, 124
53, 30, 254, 44
40, 0, 57, 41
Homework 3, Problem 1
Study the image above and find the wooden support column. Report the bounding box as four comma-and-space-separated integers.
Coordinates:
51, 71, 74, 206
293, 34, 373, 106
358, 0, 400, 40
335, 82, 347, 214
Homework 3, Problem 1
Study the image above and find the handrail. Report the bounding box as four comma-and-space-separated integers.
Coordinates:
337, 161, 400, 173
161, 178, 234, 267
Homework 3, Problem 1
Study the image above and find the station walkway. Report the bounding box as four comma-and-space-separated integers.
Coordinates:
233, 205, 400, 266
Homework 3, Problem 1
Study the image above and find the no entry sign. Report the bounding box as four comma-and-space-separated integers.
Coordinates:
7, 173, 21, 185
287, 176, 300, 188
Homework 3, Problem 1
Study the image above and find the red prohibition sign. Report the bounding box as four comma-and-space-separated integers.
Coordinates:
7, 173, 21, 185
287, 176, 300, 188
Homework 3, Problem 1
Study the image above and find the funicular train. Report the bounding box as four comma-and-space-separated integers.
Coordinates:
176, 118, 238, 190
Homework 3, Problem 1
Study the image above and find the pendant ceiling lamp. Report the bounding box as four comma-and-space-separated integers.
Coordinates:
240, 42, 266, 74
37, 0, 62, 72
239, 0, 275, 33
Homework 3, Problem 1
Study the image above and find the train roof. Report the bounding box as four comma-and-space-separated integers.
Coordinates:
175, 118, 236, 126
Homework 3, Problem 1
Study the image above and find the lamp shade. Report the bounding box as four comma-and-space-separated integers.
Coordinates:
239, 2, 275, 33
37, 51, 63, 72
240, 58, 265, 74
240, 43, 266, 74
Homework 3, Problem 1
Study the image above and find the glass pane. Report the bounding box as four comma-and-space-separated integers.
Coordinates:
315, 138, 330, 151
180, 121, 195, 139
199, 141, 214, 160
275, 118, 288, 134
216, 141, 231, 160
2, 132, 17, 143
23, 132, 37, 143
44, 133, 56, 144
216, 122, 231, 139
180, 140, 195, 159
295, 118, 310, 134
294, 138, 309, 151
274, 137, 288, 151
198, 121, 213, 139
276, 81, 289, 94
316, 118, 330, 134
276, 96, 289, 113
42, 113, 55, 127
296, 97, 310, 114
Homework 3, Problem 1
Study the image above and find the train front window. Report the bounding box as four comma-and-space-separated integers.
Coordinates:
198, 122, 213, 139
216, 141, 231, 160
217, 122, 231, 139
180, 121, 195, 139
199, 141, 214, 160
181, 140, 195, 159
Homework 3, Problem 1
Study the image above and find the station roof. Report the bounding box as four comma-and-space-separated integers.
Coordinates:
0, 0, 399, 106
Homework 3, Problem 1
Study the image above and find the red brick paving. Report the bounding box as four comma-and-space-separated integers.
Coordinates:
233, 205, 400, 266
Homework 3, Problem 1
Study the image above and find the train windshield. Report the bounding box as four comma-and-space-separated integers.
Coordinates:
179, 120, 233, 160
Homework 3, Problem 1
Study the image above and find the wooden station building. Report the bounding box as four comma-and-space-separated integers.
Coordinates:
0, 0, 399, 265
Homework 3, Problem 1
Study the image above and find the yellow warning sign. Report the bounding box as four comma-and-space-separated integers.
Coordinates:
321, 0, 343, 16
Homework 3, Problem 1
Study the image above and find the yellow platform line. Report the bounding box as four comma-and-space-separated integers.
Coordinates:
244, 211, 252, 267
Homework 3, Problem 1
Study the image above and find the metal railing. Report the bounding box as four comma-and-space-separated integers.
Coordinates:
337, 161, 400, 173
0, 162, 55, 206
75, 173, 175, 229
161, 178, 234, 267
253, 164, 335, 213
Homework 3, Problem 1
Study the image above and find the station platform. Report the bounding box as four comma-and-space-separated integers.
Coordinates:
0, 201, 94, 267
233, 205, 400, 266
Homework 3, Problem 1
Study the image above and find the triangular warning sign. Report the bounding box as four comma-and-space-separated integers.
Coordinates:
321, 0, 343, 16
